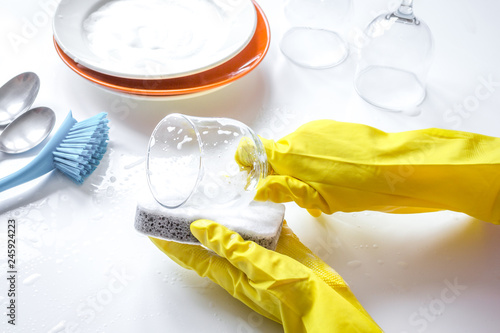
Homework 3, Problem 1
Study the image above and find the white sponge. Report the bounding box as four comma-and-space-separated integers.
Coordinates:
134, 189, 285, 251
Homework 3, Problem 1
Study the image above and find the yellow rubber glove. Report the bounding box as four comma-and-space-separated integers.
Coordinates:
241, 120, 500, 224
150, 220, 382, 333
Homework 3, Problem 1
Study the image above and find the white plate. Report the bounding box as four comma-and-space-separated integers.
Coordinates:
53, 0, 257, 80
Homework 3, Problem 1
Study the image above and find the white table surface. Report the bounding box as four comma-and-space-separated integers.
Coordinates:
1, 0, 500, 332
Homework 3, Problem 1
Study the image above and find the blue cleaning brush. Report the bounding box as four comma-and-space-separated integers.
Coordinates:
0, 111, 109, 192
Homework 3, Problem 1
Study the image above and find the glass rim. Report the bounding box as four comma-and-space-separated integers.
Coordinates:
147, 113, 203, 209
146, 113, 268, 209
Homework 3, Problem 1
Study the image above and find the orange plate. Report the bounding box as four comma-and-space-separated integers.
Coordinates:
54, 1, 270, 97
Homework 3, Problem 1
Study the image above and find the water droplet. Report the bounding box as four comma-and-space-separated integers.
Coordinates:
347, 260, 362, 268
106, 186, 115, 197
23, 273, 41, 285
177, 135, 193, 150
48, 321, 66, 333
373, 244, 379, 249
124, 157, 145, 169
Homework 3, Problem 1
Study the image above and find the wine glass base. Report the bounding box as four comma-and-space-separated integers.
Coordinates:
354, 65, 426, 112
280, 27, 349, 69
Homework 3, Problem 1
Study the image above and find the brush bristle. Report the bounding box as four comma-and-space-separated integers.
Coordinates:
53, 112, 110, 184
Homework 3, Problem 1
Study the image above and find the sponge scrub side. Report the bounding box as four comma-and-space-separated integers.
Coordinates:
134, 189, 285, 251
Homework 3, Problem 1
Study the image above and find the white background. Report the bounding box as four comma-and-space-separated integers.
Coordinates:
1, 0, 500, 332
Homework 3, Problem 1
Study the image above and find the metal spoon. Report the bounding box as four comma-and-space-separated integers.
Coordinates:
0, 72, 40, 126
0, 107, 56, 154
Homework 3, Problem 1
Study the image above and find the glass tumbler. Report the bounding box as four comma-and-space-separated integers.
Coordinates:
146, 113, 267, 209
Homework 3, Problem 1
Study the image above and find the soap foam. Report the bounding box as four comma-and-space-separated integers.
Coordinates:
134, 186, 285, 250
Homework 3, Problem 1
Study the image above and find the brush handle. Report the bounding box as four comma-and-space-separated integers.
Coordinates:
0, 112, 77, 192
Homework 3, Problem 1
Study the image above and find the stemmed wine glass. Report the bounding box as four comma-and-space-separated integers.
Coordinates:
354, 0, 434, 112
280, 0, 352, 69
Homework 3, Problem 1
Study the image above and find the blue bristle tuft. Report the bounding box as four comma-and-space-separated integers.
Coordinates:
53, 112, 110, 184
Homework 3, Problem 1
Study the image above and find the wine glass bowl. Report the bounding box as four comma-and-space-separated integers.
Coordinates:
354, 0, 433, 111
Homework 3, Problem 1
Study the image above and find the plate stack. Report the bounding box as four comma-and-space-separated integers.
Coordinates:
53, 0, 270, 98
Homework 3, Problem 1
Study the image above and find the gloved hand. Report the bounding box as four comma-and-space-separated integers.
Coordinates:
150, 220, 382, 333
239, 120, 500, 224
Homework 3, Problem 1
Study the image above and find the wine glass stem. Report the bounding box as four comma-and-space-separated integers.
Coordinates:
396, 0, 415, 19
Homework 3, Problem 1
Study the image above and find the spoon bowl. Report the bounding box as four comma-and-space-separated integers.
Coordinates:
0, 72, 40, 126
0, 107, 56, 154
